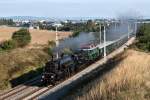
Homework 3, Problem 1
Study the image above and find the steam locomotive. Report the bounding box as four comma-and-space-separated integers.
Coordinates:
41, 43, 104, 85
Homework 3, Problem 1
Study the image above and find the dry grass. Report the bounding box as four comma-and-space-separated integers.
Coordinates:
68, 49, 150, 100
0, 26, 72, 46
0, 26, 19, 42
0, 48, 50, 90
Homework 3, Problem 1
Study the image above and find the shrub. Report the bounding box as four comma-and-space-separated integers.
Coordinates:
136, 23, 150, 52
42, 40, 56, 57
71, 31, 80, 37
12, 28, 31, 47
0, 40, 16, 50
48, 40, 56, 48
43, 47, 53, 56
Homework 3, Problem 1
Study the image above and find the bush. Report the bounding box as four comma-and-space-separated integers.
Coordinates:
0, 40, 16, 50
43, 47, 53, 56
136, 23, 150, 52
12, 28, 31, 47
71, 31, 80, 37
48, 40, 56, 48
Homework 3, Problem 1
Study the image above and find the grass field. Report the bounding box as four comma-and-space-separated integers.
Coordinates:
65, 49, 150, 100
0, 26, 72, 47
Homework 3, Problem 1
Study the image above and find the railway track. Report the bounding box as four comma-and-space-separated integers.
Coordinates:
0, 76, 41, 100
0, 72, 78, 100
22, 85, 52, 100
21, 62, 100, 100
20, 68, 86, 100
0, 80, 32, 96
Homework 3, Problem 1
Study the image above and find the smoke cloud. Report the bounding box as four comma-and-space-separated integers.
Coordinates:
54, 12, 140, 55
53, 32, 97, 53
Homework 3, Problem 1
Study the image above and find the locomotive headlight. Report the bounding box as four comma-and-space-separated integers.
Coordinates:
51, 75, 54, 78
42, 76, 45, 78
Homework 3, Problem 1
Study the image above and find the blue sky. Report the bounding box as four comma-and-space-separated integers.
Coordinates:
0, 0, 150, 18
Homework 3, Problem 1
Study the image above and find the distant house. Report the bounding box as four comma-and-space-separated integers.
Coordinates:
52, 23, 63, 27
29, 24, 39, 30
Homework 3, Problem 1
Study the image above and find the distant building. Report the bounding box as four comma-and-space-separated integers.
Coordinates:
52, 23, 63, 27
29, 24, 40, 30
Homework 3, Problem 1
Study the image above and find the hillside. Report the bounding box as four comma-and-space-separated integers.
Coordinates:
65, 49, 150, 100
0, 48, 50, 90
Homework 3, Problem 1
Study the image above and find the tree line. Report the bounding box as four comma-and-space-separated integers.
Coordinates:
39, 20, 100, 37
0, 19, 14, 26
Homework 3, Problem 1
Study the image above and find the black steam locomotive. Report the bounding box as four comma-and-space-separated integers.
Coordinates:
41, 43, 103, 85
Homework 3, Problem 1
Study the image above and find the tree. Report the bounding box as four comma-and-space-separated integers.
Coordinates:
0, 19, 14, 25
12, 28, 31, 47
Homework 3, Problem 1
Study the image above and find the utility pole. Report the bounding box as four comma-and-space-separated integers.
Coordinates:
103, 25, 107, 61
128, 23, 130, 39
55, 26, 59, 59
114, 22, 117, 32
99, 23, 102, 45
135, 21, 137, 38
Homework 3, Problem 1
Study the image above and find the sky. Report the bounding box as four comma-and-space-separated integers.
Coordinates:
0, 0, 150, 18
